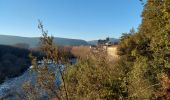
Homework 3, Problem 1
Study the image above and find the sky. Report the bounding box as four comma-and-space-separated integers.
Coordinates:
0, 0, 143, 40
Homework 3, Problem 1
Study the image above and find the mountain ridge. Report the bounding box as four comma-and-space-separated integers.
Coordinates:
0, 35, 119, 47
0, 35, 89, 47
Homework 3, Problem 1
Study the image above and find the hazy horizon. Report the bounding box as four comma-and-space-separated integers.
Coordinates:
0, 34, 119, 41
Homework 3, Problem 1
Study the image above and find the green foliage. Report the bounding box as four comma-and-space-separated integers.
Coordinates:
118, 0, 170, 99
64, 49, 128, 99
127, 57, 157, 99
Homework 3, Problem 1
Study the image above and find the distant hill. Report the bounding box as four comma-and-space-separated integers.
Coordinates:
88, 38, 119, 45
0, 35, 89, 48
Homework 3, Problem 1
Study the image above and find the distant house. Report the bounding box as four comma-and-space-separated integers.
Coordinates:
90, 37, 118, 59
97, 37, 112, 46
107, 45, 118, 59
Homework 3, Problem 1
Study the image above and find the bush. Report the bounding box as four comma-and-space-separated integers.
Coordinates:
64, 48, 128, 99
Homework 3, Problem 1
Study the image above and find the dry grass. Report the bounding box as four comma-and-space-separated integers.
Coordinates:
71, 46, 90, 58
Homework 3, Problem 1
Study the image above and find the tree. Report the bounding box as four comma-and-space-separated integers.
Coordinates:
23, 21, 69, 100
118, 0, 170, 99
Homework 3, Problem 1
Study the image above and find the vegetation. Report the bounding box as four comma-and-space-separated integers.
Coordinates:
71, 46, 90, 58
64, 49, 128, 99
1, 0, 169, 99
0, 45, 43, 84
118, 0, 170, 99
23, 21, 70, 100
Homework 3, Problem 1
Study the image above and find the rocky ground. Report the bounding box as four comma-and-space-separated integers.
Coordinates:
0, 64, 64, 100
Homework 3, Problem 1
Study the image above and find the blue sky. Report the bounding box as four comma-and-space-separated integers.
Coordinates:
0, 0, 143, 40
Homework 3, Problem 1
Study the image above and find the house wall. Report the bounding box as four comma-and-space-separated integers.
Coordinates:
107, 46, 118, 59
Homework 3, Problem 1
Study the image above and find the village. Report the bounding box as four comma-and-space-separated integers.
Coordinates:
90, 37, 119, 59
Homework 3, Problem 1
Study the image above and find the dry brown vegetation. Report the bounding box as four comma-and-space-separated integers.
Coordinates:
71, 46, 90, 58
